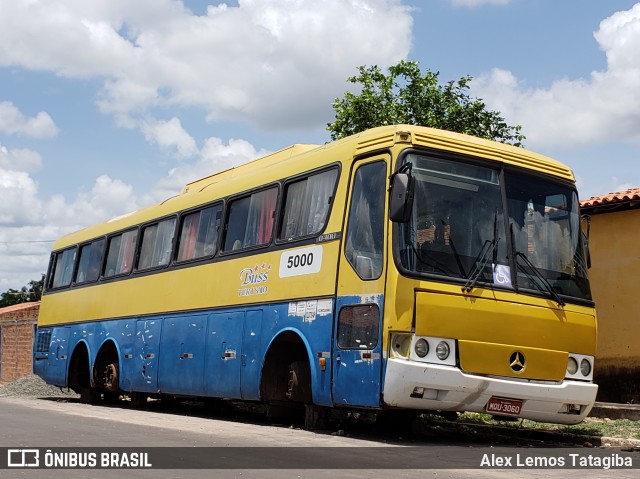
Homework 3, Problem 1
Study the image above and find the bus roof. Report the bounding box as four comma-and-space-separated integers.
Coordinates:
52, 125, 574, 250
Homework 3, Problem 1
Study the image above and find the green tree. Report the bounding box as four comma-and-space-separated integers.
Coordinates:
0, 275, 45, 307
327, 60, 525, 146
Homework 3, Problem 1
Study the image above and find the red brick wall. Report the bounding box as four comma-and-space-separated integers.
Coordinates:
0, 303, 39, 383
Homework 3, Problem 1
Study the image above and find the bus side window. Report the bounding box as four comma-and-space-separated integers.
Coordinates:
344, 161, 386, 280
104, 229, 138, 278
49, 247, 77, 289
138, 217, 177, 270
279, 168, 338, 241
176, 204, 222, 262
224, 187, 278, 251
75, 238, 105, 284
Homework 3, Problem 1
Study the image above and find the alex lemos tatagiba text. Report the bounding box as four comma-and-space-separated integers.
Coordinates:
481, 452, 633, 469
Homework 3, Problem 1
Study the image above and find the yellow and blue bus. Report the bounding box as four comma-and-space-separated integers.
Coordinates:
34, 125, 597, 427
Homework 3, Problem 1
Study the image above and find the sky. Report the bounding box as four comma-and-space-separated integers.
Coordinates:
1, 0, 640, 291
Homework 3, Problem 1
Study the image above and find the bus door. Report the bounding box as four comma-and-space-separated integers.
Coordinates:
333, 158, 388, 407
47, 326, 71, 386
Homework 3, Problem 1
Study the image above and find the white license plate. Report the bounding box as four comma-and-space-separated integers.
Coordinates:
485, 397, 523, 416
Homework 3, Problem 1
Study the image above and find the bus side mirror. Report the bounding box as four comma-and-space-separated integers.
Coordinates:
389, 164, 414, 223
581, 214, 592, 269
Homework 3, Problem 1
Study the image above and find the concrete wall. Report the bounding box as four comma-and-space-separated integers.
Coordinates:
0, 302, 38, 383
587, 209, 640, 402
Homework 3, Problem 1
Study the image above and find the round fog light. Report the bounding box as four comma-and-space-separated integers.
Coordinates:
415, 338, 429, 358
580, 358, 591, 376
567, 357, 578, 375
435, 341, 450, 360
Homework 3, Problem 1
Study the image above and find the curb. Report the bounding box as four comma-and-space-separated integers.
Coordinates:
590, 402, 640, 421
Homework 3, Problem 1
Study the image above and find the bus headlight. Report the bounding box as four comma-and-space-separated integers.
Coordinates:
565, 353, 594, 381
415, 338, 429, 358
566, 357, 578, 375
435, 341, 450, 360
409, 336, 456, 366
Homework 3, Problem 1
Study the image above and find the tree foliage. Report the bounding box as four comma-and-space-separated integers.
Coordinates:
327, 60, 525, 146
0, 276, 45, 308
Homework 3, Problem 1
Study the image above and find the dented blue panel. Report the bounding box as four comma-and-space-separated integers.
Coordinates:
131, 318, 162, 393
241, 309, 263, 400
332, 294, 384, 407
158, 314, 208, 395
203, 311, 243, 398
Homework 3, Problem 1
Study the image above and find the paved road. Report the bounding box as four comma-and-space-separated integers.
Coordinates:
0, 397, 636, 479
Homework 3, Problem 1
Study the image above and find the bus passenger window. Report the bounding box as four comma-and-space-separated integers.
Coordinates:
224, 187, 278, 251
75, 238, 105, 283
104, 229, 138, 278
177, 204, 222, 262
279, 168, 338, 241
138, 218, 177, 270
345, 161, 386, 279
49, 248, 77, 289
337, 304, 380, 349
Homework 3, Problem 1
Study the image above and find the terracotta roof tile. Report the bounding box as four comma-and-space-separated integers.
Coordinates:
580, 187, 640, 208
0, 301, 40, 315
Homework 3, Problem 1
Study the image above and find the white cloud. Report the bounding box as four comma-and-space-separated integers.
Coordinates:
0, 0, 412, 131
0, 165, 141, 289
472, 3, 640, 150
0, 144, 43, 173
0, 101, 59, 139
43, 175, 140, 228
140, 117, 198, 159
0, 226, 54, 293
0, 168, 42, 226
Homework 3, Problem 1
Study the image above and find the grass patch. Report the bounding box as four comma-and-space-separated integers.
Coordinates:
453, 412, 640, 439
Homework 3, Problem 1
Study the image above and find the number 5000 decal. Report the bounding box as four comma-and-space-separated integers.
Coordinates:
279, 245, 323, 278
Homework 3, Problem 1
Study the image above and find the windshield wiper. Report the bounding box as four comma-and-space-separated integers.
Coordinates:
462, 211, 499, 293
514, 251, 565, 307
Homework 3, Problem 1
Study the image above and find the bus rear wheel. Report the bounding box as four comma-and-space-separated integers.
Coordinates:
103, 363, 119, 392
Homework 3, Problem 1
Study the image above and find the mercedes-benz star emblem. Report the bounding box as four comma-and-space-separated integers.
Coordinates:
509, 351, 526, 373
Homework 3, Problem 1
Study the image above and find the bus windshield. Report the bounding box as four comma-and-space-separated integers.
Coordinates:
397, 153, 592, 302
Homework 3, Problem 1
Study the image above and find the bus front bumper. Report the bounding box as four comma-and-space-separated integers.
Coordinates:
382, 358, 598, 425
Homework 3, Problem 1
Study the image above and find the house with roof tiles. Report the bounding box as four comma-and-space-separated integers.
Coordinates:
580, 188, 640, 403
